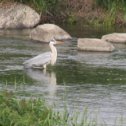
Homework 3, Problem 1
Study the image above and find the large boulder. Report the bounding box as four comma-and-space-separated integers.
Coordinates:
102, 33, 126, 43
0, 3, 40, 29
77, 38, 115, 52
30, 24, 72, 42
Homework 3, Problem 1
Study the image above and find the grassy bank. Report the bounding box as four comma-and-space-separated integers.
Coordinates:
60, 0, 126, 27
0, 91, 98, 126
0, 0, 126, 27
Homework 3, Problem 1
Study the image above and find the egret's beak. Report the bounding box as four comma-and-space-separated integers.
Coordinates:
55, 40, 64, 44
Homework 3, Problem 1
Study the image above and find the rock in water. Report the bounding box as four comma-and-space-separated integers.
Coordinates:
0, 3, 40, 29
77, 38, 115, 52
30, 24, 72, 42
102, 33, 126, 43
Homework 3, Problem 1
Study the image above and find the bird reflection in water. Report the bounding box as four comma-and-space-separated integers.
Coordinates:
25, 68, 57, 104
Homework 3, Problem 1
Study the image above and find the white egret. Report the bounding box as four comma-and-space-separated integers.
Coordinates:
23, 39, 57, 69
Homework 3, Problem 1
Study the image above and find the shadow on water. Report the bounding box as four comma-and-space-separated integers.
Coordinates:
60, 23, 126, 38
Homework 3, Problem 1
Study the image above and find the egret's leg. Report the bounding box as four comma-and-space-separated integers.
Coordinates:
43, 64, 47, 74
43, 64, 47, 69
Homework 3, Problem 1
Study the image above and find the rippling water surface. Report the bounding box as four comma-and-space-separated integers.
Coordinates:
0, 27, 126, 126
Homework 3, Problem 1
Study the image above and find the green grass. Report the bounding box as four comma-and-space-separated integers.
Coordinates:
1, 0, 126, 26
18, 0, 59, 13
96, 0, 126, 10
96, 0, 126, 21
0, 91, 65, 126
0, 0, 59, 14
94, 0, 126, 26
0, 91, 101, 126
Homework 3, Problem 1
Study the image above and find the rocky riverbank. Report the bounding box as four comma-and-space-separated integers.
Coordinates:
0, 3, 40, 29
0, 0, 126, 27
0, 2, 126, 52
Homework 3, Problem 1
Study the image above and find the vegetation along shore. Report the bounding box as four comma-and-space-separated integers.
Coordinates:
0, 91, 102, 126
0, 0, 126, 27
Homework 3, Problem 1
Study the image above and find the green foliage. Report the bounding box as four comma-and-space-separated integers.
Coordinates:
67, 14, 77, 25
0, 0, 59, 13
14, 0, 59, 13
95, 0, 126, 26
0, 91, 103, 126
96, 0, 126, 10
34, 0, 59, 13
0, 91, 64, 126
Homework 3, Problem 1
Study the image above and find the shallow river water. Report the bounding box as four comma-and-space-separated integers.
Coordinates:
0, 26, 126, 126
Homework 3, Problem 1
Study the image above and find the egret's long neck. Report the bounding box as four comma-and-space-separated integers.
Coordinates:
49, 43, 57, 65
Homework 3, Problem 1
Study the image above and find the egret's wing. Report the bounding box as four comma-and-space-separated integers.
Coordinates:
23, 52, 51, 68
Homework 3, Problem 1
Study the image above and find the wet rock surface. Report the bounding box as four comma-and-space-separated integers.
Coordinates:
77, 38, 115, 52
30, 24, 72, 42
102, 33, 126, 43
0, 3, 40, 29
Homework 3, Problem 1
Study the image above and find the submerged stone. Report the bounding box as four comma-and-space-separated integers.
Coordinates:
77, 38, 115, 52
0, 3, 40, 29
102, 33, 126, 43
30, 24, 72, 42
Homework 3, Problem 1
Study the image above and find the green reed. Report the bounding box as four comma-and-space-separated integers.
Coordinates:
0, 0, 59, 14
9, 0, 59, 13
95, 0, 126, 10
95, 0, 126, 26
0, 90, 102, 126
0, 91, 64, 126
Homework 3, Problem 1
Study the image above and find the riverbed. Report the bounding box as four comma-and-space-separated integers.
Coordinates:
0, 26, 126, 126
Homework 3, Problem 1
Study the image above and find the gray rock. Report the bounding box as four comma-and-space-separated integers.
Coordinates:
77, 38, 115, 52
0, 3, 40, 29
102, 33, 126, 43
30, 24, 72, 42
